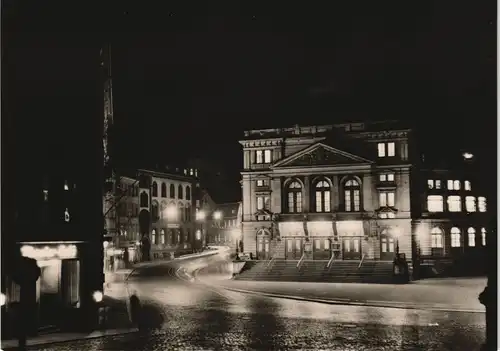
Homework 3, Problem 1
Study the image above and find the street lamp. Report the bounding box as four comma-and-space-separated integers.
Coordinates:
213, 211, 222, 220
164, 205, 178, 220
196, 210, 206, 221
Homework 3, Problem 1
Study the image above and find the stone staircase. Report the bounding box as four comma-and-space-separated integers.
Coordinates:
235, 260, 396, 284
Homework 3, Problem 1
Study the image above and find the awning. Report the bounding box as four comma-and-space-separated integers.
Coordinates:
336, 220, 364, 237
307, 221, 334, 236
278, 222, 304, 237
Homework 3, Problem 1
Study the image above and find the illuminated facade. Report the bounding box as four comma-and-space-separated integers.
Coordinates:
209, 202, 243, 250
240, 121, 490, 273
134, 168, 198, 258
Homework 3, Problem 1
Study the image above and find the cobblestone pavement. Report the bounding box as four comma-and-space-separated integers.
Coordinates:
21, 258, 486, 351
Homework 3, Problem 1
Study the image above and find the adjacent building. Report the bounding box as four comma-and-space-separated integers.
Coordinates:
208, 202, 243, 251
239, 121, 490, 274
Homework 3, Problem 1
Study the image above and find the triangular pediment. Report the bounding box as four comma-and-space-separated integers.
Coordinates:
272, 143, 373, 168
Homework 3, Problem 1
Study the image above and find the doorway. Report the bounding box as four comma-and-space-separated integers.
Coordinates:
257, 236, 270, 260
380, 235, 395, 261
286, 238, 303, 260
313, 238, 331, 260
342, 237, 362, 260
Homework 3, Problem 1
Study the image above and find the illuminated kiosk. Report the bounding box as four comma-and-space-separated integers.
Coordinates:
11, 242, 103, 330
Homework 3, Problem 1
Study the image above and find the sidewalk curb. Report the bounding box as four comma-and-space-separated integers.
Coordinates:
1, 328, 139, 350
192, 269, 485, 314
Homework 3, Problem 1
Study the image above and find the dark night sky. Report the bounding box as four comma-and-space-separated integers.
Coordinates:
3, 2, 496, 202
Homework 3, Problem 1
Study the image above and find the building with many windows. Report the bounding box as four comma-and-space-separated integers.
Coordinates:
239, 121, 489, 275
208, 202, 243, 251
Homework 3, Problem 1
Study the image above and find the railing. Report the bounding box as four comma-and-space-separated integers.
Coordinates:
357, 253, 367, 269
266, 240, 284, 269
326, 253, 336, 268
296, 253, 305, 270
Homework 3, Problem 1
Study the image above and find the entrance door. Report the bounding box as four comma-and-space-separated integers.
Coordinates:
286, 238, 303, 260
257, 237, 270, 260
342, 237, 361, 260
313, 238, 331, 260
380, 235, 395, 260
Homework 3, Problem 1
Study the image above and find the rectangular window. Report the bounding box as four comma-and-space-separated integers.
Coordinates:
447, 180, 453, 190
387, 142, 395, 157
427, 195, 444, 212
264, 150, 272, 163
482, 229, 486, 246
465, 196, 476, 212
447, 180, 460, 190
377, 143, 386, 157
296, 193, 302, 212
256, 150, 264, 164
478, 197, 487, 212
353, 190, 360, 211
288, 193, 294, 212
314, 239, 321, 249
256, 196, 270, 210
451, 233, 461, 247
447, 196, 461, 212
427, 180, 434, 189
380, 173, 395, 182
379, 192, 395, 207
256, 179, 269, 187
464, 180, 471, 191
324, 191, 331, 212
435, 180, 441, 189
345, 192, 351, 212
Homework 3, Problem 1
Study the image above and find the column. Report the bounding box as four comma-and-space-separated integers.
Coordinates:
303, 176, 310, 212
332, 176, 339, 211
243, 151, 250, 169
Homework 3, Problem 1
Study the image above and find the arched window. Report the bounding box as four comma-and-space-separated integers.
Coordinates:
186, 186, 191, 201
481, 228, 486, 246
431, 227, 443, 248
152, 182, 158, 197
169, 184, 175, 198
314, 180, 331, 212
450, 227, 461, 247
151, 201, 159, 221
178, 185, 184, 199
467, 227, 476, 247
160, 229, 165, 244
286, 181, 302, 213
161, 183, 167, 197
140, 191, 149, 207
344, 179, 361, 212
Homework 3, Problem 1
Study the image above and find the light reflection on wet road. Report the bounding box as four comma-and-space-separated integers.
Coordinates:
30, 259, 485, 351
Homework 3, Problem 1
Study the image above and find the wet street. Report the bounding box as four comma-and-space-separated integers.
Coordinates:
29, 260, 485, 351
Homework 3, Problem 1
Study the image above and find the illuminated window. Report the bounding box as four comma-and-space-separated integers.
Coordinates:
257, 180, 264, 186
447, 180, 460, 190
160, 229, 165, 244
43, 189, 49, 201
465, 196, 476, 212
287, 181, 302, 213
447, 196, 461, 212
431, 227, 443, 248
450, 227, 461, 247
64, 181, 69, 191
379, 212, 395, 219
427, 195, 443, 212
64, 208, 70, 222
314, 180, 331, 212
344, 179, 361, 212
435, 180, 441, 189
481, 228, 486, 246
161, 183, 167, 197
379, 191, 395, 207
464, 181, 471, 191
467, 227, 476, 247
264, 150, 272, 163
152, 182, 158, 197
377, 143, 386, 157
380, 173, 395, 182
427, 180, 434, 189
377, 142, 396, 157
151, 229, 156, 244
478, 197, 487, 212
256, 196, 270, 210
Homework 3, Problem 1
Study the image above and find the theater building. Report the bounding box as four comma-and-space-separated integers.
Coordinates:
239, 121, 489, 273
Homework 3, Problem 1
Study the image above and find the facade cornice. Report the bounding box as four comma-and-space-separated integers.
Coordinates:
238, 138, 284, 148
271, 164, 372, 175
357, 130, 411, 140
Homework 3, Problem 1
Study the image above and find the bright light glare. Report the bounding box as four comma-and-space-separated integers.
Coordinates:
103, 241, 109, 249
196, 210, 206, 221
0, 293, 6, 306
92, 290, 104, 303
213, 211, 222, 220
165, 206, 177, 219
463, 152, 474, 159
